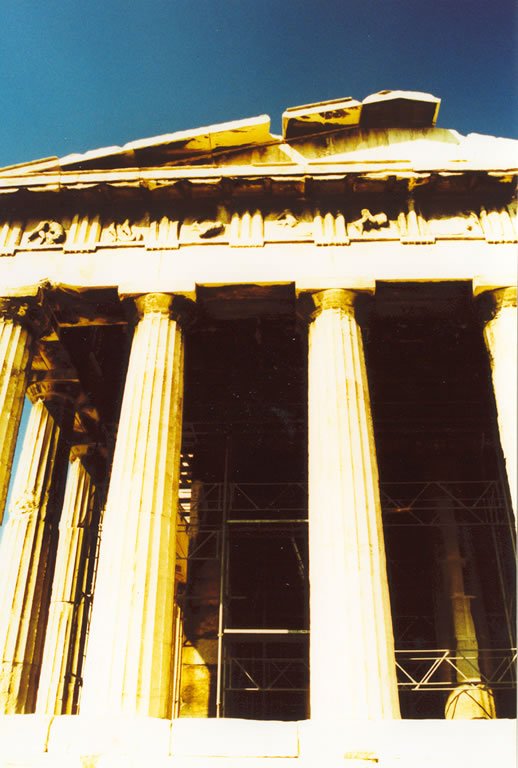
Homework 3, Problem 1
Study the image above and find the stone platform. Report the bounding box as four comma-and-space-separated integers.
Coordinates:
0, 716, 515, 767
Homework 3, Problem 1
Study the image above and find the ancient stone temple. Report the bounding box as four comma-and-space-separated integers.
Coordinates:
0, 90, 515, 766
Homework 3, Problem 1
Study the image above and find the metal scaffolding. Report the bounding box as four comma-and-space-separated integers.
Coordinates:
176, 475, 516, 717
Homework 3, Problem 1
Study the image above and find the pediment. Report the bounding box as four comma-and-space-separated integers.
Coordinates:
1, 90, 516, 178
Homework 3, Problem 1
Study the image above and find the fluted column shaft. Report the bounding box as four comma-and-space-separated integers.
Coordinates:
80, 292, 189, 718
479, 287, 517, 517
437, 497, 496, 719
0, 299, 36, 524
436, 502, 480, 678
306, 289, 400, 720
36, 448, 96, 714
0, 383, 73, 713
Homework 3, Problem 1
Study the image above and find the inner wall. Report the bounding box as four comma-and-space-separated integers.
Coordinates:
176, 283, 515, 720
179, 310, 308, 719
367, 282, 516, 719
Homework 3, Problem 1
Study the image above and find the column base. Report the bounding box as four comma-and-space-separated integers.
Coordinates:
445, 683, 496, 719
0, 659, 41, 714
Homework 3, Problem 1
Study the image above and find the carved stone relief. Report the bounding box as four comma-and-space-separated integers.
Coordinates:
264, 208, 313, 241
25, 220, 67, 246
3, 198, 516, 255
196, 221, 226, 239
426, 210, 483, 239
180, 206, 230, 243
102, 219, 144, 244
347, 207, 399, 239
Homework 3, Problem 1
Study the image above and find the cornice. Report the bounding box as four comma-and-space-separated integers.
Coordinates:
0, 163, 516, 194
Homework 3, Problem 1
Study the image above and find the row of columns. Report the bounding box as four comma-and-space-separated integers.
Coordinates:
0, 380, 75, 712
0, 285, 515, 720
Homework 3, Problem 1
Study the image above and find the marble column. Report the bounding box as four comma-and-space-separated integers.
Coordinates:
305, 288, 400, 720
478, 287, 517, 517
80, 292, 190, 718
35, 446, 97, 715
0, 298, 38, 524
0, 381, 75, 713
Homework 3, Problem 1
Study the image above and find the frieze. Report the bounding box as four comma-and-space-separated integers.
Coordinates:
25, 220, 67, 247
146, 216, 179, 250
347, 207, 400, 240
101, 218, 144, 245
64, 214, 101, 253
264, 207, 313, 242
479, 205, 517, 243
180, 206, 230, 244
426, 210, 484, 239
1, 200, 517, 257
229, 210, 264, 247
313, 210, 348, 245
0, 220, 22, 256
399, 198, 435, 244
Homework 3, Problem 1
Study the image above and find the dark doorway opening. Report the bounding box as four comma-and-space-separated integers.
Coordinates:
366, 282, 516, 718
178, 304, 308, 720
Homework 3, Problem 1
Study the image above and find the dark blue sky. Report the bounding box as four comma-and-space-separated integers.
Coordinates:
1, 0, 517, 167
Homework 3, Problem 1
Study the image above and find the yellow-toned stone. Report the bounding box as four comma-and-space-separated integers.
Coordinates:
36, 452, 96, 715
0, 713, 53, 760
0, 95, 515, 767
478, 287, 517, 517
0, 299, 35, 524
179, 660, 214, 718
80, 293, 191, 718
445, 684, 496, 719
0, 384, 73, 714
305, 288, 400, 720
170, 718, 299, 758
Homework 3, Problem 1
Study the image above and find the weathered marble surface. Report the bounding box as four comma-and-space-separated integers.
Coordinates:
0, 715, 515, 766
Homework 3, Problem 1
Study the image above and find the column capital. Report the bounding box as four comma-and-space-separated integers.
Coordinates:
69, 442, 105, 483
298, 287, 368, 323
69, 443, 95, 462
0, 295, 52, 338
476, 285, 517, 325
486, 285, 516, 310
0, 296, 33, 321
27, 378, 79, 409
134, 292, 195, 328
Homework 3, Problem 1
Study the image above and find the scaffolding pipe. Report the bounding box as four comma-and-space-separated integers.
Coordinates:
215, 434, 231, 718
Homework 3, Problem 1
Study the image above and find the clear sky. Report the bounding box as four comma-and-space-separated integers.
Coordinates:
1, 0, 517, 169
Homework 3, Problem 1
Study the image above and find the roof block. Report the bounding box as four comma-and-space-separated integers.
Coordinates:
282, 97, 362, 139
360, 90, 440, 128
282, 90, 440, 140
57, 115, 274, 171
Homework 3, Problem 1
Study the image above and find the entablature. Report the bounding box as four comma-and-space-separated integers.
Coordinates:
0, 176, 516, 259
